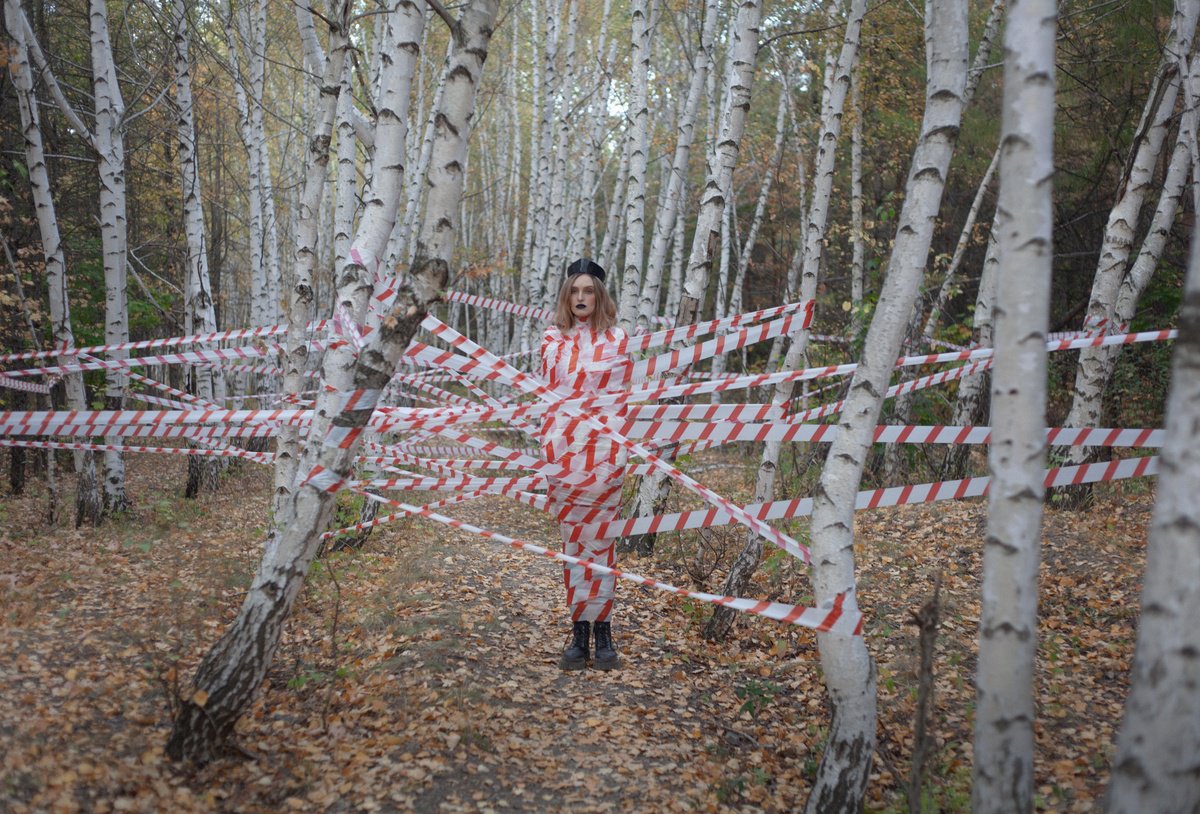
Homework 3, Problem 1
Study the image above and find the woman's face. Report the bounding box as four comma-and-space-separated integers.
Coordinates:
569, 275, 597, 321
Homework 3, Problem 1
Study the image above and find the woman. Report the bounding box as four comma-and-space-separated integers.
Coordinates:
540, 258, 630, 670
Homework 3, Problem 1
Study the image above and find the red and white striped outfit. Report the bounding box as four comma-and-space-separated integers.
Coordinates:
540, 320, 630, 623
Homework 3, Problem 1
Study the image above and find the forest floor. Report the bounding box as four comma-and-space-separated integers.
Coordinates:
0, 447, 1153, 813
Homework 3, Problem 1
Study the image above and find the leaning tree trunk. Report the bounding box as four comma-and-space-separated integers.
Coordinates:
166, 0, 498, 764
803, 0, 967, 808
881, 0, 1004, 481
971, 0, 1056, 808
620, 0, 764, 557
1056, 2, 1198, 505
4, 0, 98, 523
1105, 132, 1200, 814
271, 1, 356, 520
174, 0, 225, 498
1106, 8, 1200, 807
705, 0, 867, 641
711, 82, 788, 389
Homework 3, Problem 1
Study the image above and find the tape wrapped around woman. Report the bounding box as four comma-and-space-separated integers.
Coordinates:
539, 259, 630, 671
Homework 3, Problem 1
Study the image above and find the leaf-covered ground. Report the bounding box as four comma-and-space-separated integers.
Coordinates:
0, 450, 1152, 812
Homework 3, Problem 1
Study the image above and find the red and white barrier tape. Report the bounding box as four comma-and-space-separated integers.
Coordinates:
0, 437, 274, 463
344, 484, 862, 635
577, 455, 1159, 540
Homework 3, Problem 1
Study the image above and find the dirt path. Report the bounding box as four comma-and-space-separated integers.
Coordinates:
1, 455, 1153, 812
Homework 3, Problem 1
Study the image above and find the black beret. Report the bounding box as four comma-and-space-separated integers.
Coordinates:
566, 257, 606, 284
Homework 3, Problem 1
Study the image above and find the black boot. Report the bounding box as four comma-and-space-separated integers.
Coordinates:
592, 621, 619, 670
559, 621, 590, 670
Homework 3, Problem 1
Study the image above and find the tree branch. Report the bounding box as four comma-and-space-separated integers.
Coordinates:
427, 0, 459, 36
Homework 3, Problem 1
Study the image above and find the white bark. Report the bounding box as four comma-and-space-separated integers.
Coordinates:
169, 0, 492, 765
621, 0, 764, 554
639, 0, 718, 328
944, 208, 1000, 478
568, 0, 615, 260
1106, 164, 1200, 814
849, 64, 865, 339
1083, 123, 1195, 421
803, 0, 967, 807
617, 0, 653, 330
883, 0, 1005, 478
174, 0, 224, 495
712, 84, 788, 394
4, 0, 97, 520
1062, 2, 1198, 469
971, 0, 1056, 808
530, 0, 563, 307
272, 1, 355, 520
545, 0, 582, 281
90, 0, 131, 514
334, 60, 359, 274
706, 0, 866, 639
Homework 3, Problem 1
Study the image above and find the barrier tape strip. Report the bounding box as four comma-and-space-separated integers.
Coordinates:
0, 373, 53, 394
344, 484, 862, 635
420, 316, 817, 564
0, 437, 274, 463
577, 455, 1159, 540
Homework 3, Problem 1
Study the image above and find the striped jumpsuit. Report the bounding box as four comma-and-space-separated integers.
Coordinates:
540, 321, 629, 623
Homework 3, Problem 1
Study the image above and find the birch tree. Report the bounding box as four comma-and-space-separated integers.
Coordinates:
1106, 7, 1200, 805
616, 0, 652, 329
802, 0, 967, 807
638, 0, 718, 328
621, 0, 764, 556
90, 0, 132, 514
971, 0, 1056, 808
706, 0, 867, 639
1105, 147, 1200, 814
167, 0, 499, 763
1058, 2, 1198, 502
943, 208, 999, 479
174, 0, 225, 498
881, 0, 1003, 479
4, 0, 101, 526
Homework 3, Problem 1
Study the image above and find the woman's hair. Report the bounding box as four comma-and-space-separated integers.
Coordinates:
553, 273, 618, 332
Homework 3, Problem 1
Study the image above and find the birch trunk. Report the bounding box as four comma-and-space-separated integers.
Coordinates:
1105, 151, 1200, 814
971, 0, 1055, 808
882, 0, 1004, 479
569, 0, 615, 259
1058, 3, 1197, 495
166, 0, 470, 765
517, 0, 543, 305
90, 0, 131, 515
1074, 124, 1194, 435
713, 82, 787, 396
849, 64, 864, 340
174, 0, 224, 498
544, 0, 580, 281
1106, 32, 1200, 806
706, 0, 867, 641
881, 144, 999, 480
617, 0, 652, 329
531, 0, 563, 304
621, 0, 763, 556
3, 0, 99, 524
943, 208, 1000, 479
803, 0, 967, 807
272, 1, 354, 523
638, 0, 717, 329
